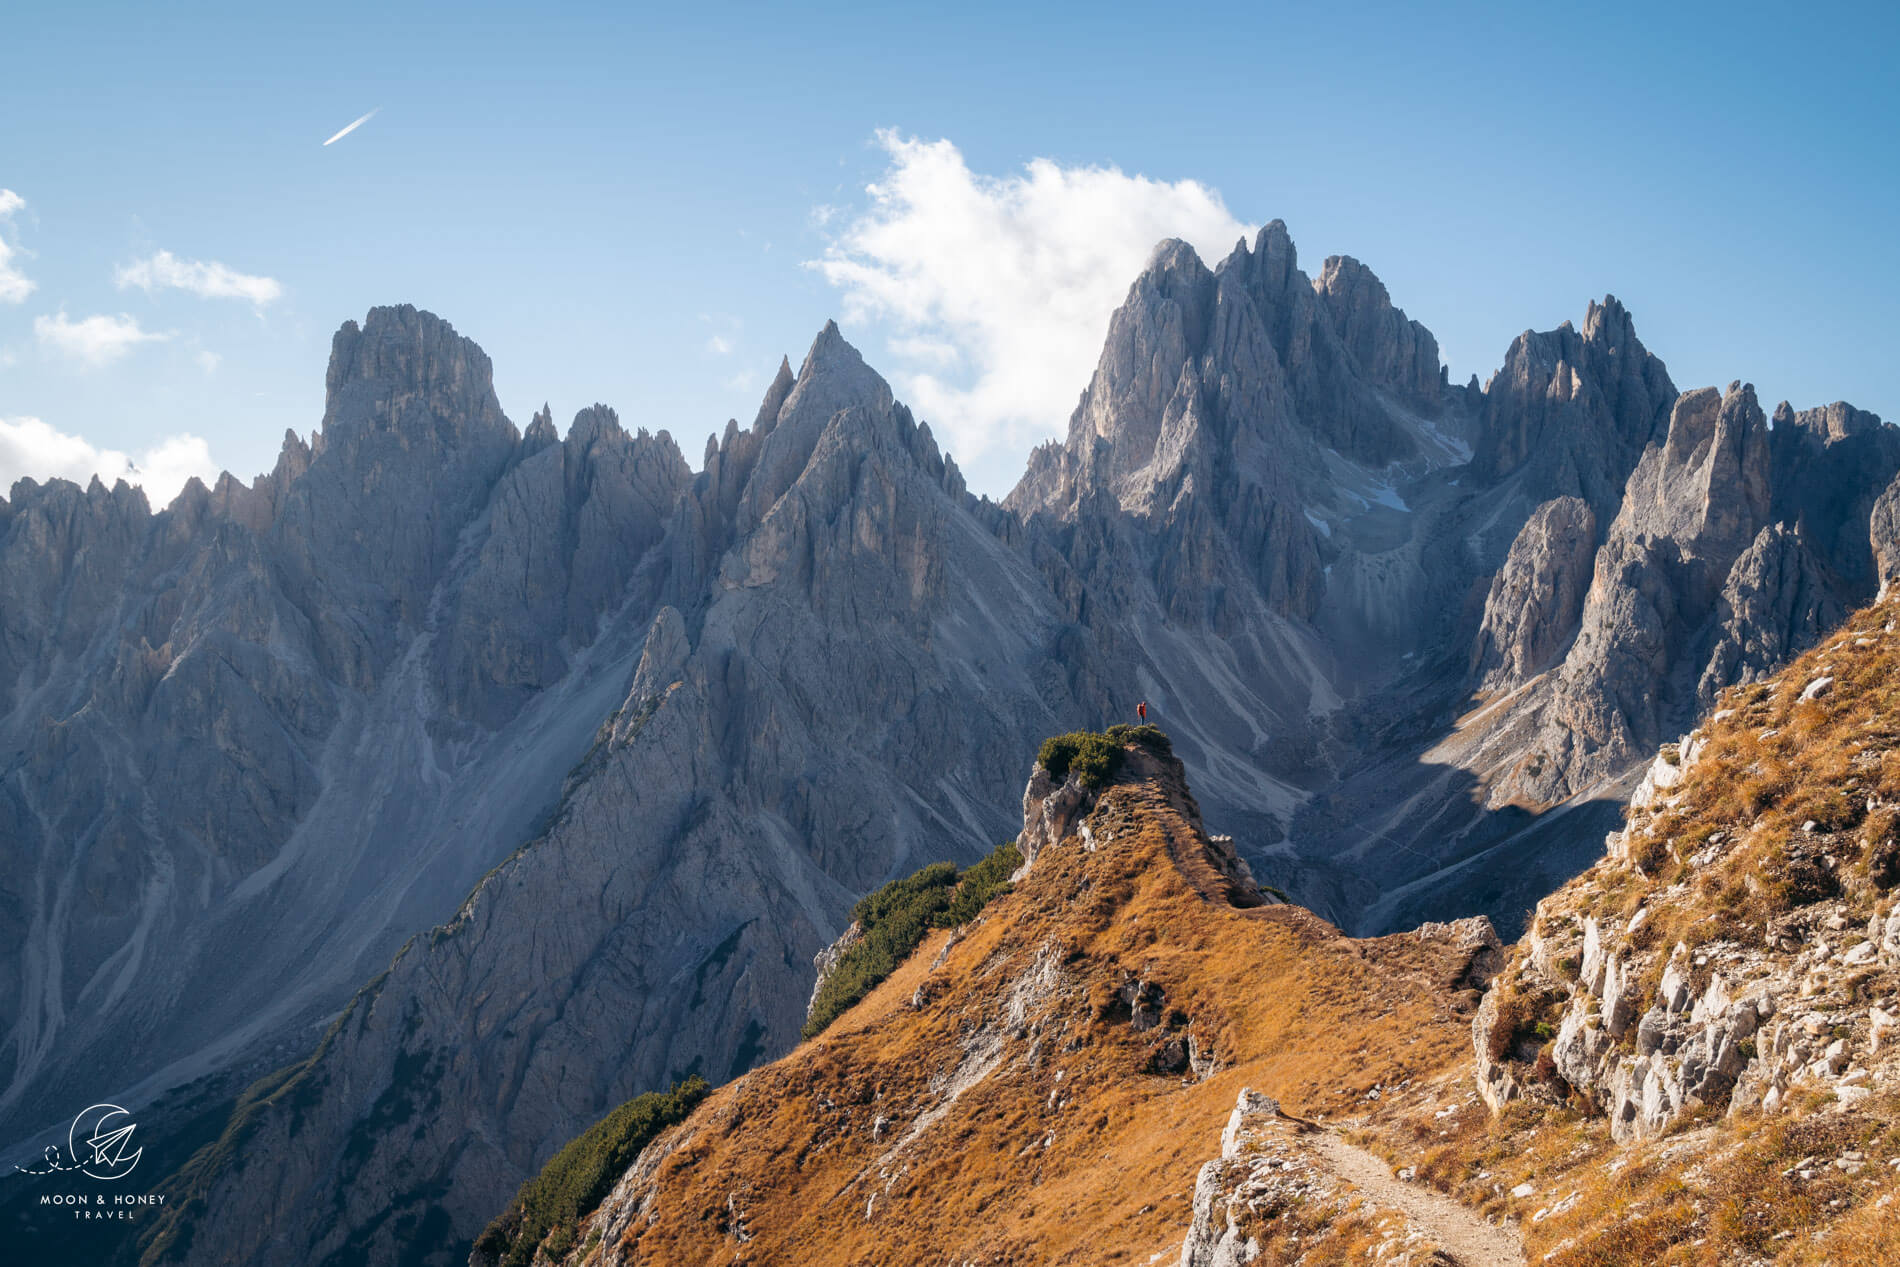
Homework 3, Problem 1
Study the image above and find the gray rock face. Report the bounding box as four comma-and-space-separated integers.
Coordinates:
1499, 382, 1899, 804
1470, 296, 1677, 517
0, 308, 689, 1182
1506, 383, 1774, 798
1017, 765, 1096, 874
1874, 472, 1900, 597
1008, 223, 1465, 633
1471, 496, 1598, 691
434, 403, 690, 727
1312, 253, 1445, 411
1698, 523, 1842, 702
275, 305, 523, 691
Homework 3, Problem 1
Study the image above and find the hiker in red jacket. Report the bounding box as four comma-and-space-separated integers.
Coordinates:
1137, 700, 1148, 724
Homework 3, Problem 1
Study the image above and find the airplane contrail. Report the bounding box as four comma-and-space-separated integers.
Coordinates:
322, 108, 380, 146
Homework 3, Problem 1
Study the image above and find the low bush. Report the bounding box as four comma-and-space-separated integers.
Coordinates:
1038, 731, 1123, 787
475, 1076, 709, 1267
935, 839, 1022, 927
1105, 723, 1173, 755
803, 839, 1023, 1039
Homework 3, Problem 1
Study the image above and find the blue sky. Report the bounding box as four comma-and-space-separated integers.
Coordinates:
2, 1, 1896, 500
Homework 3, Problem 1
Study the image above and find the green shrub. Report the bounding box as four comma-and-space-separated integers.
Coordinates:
475, 1076, 709, 1267
803, 839, 1023, 1040
1038, 731, 1124, 788
1105, 723, 1172, 756
935, 840, 1022, 927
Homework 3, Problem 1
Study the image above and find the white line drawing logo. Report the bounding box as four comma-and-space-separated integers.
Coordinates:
13, 1103, 143, 1181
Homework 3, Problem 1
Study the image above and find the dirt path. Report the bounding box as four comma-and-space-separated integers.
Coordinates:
1313, 1133, 1525, 1267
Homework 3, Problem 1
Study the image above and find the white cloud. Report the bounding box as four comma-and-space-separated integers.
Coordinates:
115, 250, 282, 307
810, 132, 1252, 495
0, 188, 34, 304
196, 349, 221, 374
706, 334, 733, 356
0, 415, 219, 506
34, 312, 172, 366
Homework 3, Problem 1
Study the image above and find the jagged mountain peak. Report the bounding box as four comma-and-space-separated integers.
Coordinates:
1253, 215, 1299, 277
1471, 292, 1676, 510
1582, 292, 1634, 343
727, 322, 902, 524
522, 403, 559, 455
1312, 252, 1444, 408
321, 304, 511, 444
1773, 397, 1888, 443
754, 353, 797, 429
564, 402, 626, 452
1146, 234, 1216, 277
1313, 251, 1385, 296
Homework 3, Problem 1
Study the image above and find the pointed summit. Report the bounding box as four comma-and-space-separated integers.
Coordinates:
800, 319, 868, 379
753, 355, 796, 431
783, 321, 893, 423
522, 403, 559, 457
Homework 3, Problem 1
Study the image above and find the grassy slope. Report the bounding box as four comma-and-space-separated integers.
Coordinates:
1354, 594, 1900, 1265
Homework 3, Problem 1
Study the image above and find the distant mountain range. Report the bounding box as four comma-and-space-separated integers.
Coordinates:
3, 222, 1896, 1264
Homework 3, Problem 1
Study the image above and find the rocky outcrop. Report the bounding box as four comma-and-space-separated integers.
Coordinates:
1469, 295, 1676, 517
1499, 381, 1896, 803
806, 921, 864, 1023
1016, 766, 1098, 874
1471, 496, 1598, 691
1180, 1090, 1311, 1267
1869, 471, 1900, 598
1477, 601, 1900, 1143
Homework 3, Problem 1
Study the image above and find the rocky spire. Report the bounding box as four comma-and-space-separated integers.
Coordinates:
271, 307, 522, 689
1470, 294, 1676, 516
1313, 253, 1443, 409
1875, 472, 1900, 598
522, 403, 559, 457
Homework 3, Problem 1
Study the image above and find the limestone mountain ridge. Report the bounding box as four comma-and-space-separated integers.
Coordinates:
3, 223, 1899, 1265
